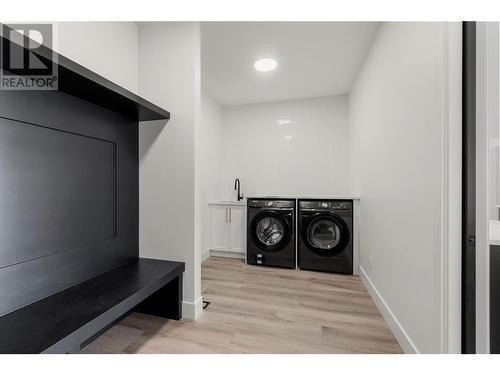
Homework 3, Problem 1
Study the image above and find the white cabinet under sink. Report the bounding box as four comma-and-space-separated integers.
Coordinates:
207, 202, 246, 259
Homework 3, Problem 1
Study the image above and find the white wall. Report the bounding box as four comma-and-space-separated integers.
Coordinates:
219, 95, 350, 199
55, 22, 138, 93
200, 91, 223, 258
138, 22, 202, 319
349, 22, 460, 353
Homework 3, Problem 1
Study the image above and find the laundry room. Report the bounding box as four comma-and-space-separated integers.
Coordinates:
176, 21, 459, 354
185, 22, 374, 352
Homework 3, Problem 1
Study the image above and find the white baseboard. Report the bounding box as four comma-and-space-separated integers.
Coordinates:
359, 266, 419, 353
182, 297, 202, 320
210, 250, 245, 260
201, 249, 210, 262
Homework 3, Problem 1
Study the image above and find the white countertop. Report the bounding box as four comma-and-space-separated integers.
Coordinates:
245, 194, 360, 200
491, 220, 500, 246
209, 196, 360, 206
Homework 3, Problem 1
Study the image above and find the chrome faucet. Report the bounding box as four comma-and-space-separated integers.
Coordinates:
234, 178, 243, 201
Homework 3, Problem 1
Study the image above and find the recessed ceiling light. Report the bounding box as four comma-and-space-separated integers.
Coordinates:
276, 118, 293, 126
254, 58, 277, 72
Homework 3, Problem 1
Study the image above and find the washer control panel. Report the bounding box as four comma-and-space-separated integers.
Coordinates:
248, 199, 295, 209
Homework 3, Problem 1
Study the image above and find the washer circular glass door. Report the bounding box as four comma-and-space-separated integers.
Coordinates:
250, 211, 291, 251
304, 214, 349, 256
256, 216, 284, 246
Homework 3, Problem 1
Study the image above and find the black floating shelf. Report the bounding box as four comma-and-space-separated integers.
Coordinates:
1, 28, 170, 122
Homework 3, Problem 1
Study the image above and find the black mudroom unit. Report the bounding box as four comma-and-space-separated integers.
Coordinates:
0, 27, 184, 353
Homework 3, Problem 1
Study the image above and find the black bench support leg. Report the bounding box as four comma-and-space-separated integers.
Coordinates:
135, 274, 183, 320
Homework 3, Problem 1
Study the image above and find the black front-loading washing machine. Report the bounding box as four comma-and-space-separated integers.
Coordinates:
247, 198, 296, 269
298, 200, 353, 274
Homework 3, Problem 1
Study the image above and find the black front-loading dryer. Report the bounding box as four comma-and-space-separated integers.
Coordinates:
247, 198, 295, 269
298, 200, 353, 274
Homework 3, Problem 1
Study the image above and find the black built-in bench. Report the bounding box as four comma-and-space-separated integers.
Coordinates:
0, 258, 184, 353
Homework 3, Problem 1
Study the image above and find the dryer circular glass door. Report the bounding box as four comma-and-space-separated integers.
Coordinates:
250, 211, 291, 252
304, 213, 349, 256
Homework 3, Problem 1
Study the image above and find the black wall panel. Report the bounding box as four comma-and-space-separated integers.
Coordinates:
0, 90, 138, 317
462, 21, 476, 354
491, 244, 500, 353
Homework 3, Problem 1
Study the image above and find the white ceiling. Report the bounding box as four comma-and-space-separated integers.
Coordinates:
201, 22, 380, 106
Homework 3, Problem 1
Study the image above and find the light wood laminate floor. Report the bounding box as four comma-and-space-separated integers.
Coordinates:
83, 257, 402, 354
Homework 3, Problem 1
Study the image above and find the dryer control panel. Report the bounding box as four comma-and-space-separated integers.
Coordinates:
299, 200, 352, 210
